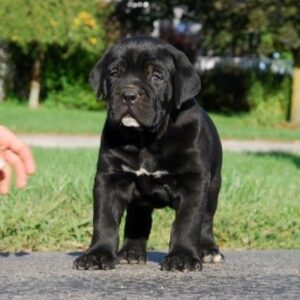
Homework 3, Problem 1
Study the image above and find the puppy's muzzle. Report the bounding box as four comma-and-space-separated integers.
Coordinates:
119, 86, 142, 127
121, 85, 143, 105
121, 89, 138, 105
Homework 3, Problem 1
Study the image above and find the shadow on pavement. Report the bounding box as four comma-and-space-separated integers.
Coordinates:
67, 252, 82, 257
147, 251, 166, 262
67, 251, 166, 263
0, 251, 30, 257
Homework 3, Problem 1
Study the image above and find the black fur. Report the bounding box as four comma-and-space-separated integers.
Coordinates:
74, 36, 224, 272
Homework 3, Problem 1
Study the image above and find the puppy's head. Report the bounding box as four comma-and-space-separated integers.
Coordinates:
90, 36, 200, 131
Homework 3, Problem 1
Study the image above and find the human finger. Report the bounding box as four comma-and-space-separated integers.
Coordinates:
0, 125, 35, 174
3, 150, 27, 189
0, 163, 11, 195
13, 142, 36, 175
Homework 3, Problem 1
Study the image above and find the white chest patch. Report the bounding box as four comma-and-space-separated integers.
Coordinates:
122, 165, 169, 178
121, 116, 140, 127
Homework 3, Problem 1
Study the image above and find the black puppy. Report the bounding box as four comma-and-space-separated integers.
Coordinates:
74, 36, 224, 272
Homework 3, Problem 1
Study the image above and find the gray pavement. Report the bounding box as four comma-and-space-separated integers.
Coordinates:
0, 251, 299, 299
20, 134, 101, 149
19, 134, 300, 152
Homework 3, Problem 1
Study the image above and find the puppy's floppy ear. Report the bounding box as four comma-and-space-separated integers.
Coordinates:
89, 61, 103, 100
89, 49, 110, 100
172, 48, 201, 109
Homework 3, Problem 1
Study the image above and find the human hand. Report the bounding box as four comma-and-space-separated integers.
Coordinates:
0, 126, 36, 195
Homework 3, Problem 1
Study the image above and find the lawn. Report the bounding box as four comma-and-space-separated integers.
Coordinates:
1, 102, 300, 140
0, 103, 106, 134
0, 148, 299, 252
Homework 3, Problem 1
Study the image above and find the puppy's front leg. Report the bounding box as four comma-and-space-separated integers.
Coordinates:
74, 173, 126, 270
161, 178, 208, 272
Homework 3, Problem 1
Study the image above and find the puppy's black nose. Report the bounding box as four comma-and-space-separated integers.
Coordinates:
121, 89, 138, 104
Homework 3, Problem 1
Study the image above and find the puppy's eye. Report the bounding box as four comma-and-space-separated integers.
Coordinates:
151, 72, 163, 81
110, 70, 119, 78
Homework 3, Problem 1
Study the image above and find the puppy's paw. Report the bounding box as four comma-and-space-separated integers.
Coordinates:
118, 248, 147, 264
73, 251, 117, 270
201, 248, 224, 264
160, 254, 202, 272
118, 238, 147, 264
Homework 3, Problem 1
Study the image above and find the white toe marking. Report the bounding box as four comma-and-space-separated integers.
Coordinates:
202, 253, 224, 264
202, 255, 213, 263
212, 254, 224, 263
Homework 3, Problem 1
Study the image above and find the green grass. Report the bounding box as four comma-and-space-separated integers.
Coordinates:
212, 113, 300, 141
1, 102, 300, 140
0, 102, 106, 134
0, 148, 299, 252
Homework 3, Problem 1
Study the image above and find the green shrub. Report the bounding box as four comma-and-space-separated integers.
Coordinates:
45, 81, 106, 111
198, 65, 250, 112
198, 66, 291, 123
40, 45, 106, 110
248, 73, 291, 125
7, 43, 105, 109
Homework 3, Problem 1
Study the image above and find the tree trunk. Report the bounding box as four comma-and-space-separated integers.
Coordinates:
0, 41, 9, 102
290, 50, 300, 125
28, 49, 44, 109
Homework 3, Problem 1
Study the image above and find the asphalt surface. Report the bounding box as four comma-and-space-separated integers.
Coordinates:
0, 251, 299, 299
19, 134, 300, 152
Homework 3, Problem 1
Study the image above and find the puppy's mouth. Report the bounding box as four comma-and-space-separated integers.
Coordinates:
121, 114, 140, 128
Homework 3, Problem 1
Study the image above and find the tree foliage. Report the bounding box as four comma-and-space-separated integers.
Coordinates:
0, 0, 111, 108
193, 0, 300, 58
0, 0, 109, 53
114, 0, 300, 57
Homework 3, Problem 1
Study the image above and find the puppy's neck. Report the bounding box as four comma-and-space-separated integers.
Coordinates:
104, 122, 158, 149
171, 98, 196, 120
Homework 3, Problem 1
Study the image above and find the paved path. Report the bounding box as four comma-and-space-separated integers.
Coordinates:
20, 134, 300, 152
0, 251, 299, 299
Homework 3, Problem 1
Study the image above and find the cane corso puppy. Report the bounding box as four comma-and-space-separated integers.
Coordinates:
74, 36, 224, 272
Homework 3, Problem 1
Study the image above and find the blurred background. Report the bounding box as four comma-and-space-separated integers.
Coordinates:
0, 0, 300, 125
0, 0, 299, 252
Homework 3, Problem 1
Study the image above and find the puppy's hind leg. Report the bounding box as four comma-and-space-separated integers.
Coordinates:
199, 173, 224, 264
118, 203, 153, 264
